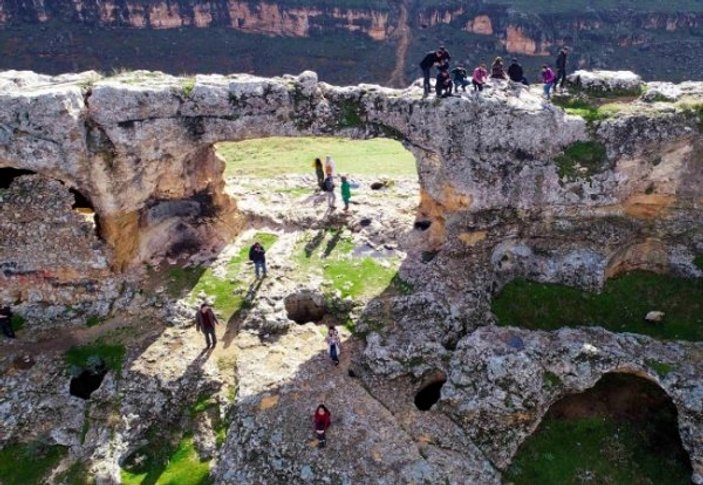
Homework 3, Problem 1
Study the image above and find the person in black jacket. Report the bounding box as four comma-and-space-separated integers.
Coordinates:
419, 49, 443, 98
436, 70, 453, 98
249, 242, 267, 278
556, 47, 569, 90
507, 58, 528, 85
0, 306, 16, 339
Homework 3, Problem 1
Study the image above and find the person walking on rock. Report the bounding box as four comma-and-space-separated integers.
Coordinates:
542, 65, 556, 100
313, 157, 325, 190
472, 63, 488, 92
323, 174, 336, 210
326, 325, 341, 366
0, 306, 16, 339
195, 303, 218, 349
313, 404, 332, 448
249, 242, 267, 278
340, 176, 351, 211
556, 47, 569, 91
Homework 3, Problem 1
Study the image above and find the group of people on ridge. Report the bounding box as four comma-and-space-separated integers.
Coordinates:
313, 155, 351, 211
419, 45, 570, 99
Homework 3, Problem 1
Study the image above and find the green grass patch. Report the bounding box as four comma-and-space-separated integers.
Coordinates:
543, 371, 562, 388
85, 315, 105, 327
10, 314, 25, 331
184, 232, 278, 321
505, 416, 691, 484
57, 460, 95, 485
120, 435, 211, 485
216, 136, 416, 179
646, 359, 676, 377
65, 343, 126, 372
696, 255, 703, 271
0, 441, 67, 485
191, 394, 218, 416
181, 77, 196, 97
493, 271, 703, 341
166, 266, 207, 298
554, 141, 608, 180
295, 230, 400, 300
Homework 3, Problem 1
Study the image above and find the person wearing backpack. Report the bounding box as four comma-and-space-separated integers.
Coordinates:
323, 175, 336, 209
249, 242, 267, 278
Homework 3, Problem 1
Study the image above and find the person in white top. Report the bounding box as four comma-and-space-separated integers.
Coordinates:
324, 155, 336, 177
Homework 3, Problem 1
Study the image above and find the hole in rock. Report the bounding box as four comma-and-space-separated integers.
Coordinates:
70, 365, 108, 400
414, 220, 432, 231
414, 374, 447, 411
507, 373, 693, 482
284, 291, 327, 324
370, 182, 386, 190
0, 167, 35, 189
359, 218, 372, 227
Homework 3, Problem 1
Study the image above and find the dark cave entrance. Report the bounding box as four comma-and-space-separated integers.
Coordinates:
0, 167, 35, 188
506, 372, 693, 483
414, 373, 447, 411
69, 365, 108, 400
284, 291, 327, 324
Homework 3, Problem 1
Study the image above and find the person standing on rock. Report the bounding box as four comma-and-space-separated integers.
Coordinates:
450, 64, 470, 93
542, 65, 556, 100
556, 47, 569, 91
0, 306, 16, 339
249, 242, 267, 278
326, 325, 341, 366
340, 176, 351, 211
472, 63, 488, 92
419, 48, 444, 98
313, 157, 325, 191
313, 404, 332, 448
195, 303, 218, 349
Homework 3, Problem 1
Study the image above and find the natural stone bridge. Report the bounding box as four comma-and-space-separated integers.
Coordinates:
0, 69, 701, 300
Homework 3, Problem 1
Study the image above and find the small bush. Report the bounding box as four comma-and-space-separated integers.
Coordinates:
554, 141, 607, 180
65, 343, 125, 372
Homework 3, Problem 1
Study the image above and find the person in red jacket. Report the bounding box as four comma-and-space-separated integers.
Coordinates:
313, 404, 331, 448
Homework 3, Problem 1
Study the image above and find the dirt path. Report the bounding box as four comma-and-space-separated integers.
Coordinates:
388, 1, 411, 88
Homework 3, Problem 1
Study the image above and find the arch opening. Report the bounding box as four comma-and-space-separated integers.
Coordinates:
0, 167, 35, 188
506, 372, 693, 483
414, 372, 447, 411
69, 363, 108, 400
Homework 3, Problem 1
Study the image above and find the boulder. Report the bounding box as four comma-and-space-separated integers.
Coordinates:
567, 70, 643, 96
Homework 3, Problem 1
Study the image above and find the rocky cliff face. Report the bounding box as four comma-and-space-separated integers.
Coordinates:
1, 1, 703, 83
1, 69, 702, 483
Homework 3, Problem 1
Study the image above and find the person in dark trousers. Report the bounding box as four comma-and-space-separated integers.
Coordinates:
323, 175, 336, 209
326, 325, 341, 366
249, 242, 267, 278
436, 70, 453, 98
195, 303, 218, 349
419, 49, 443, 98
508, 58, 528, 85
556, 47, 569, 90
313, 157, 324, 190
450, 65, 470, 93
0, 306, 16, 339
472, 63, 488, 92
313, 404, 332, 448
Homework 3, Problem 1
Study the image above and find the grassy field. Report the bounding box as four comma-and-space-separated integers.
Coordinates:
216, 137, 416, 178
121, 435, 211, 485
0, 442, 67, 485
492, 271, 703, 341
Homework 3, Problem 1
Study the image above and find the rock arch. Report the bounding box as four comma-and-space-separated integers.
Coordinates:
0, 69, 587, 274
604, 238, 670, 279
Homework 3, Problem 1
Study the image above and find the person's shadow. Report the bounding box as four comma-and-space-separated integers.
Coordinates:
221, 278, 263, 349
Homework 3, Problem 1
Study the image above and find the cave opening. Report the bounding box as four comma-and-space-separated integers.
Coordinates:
506, 372, 693, 483
69, 364, 108, 400
0, 167, 35, 189
414, 373, 447, 411
284, 291, 327, 324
